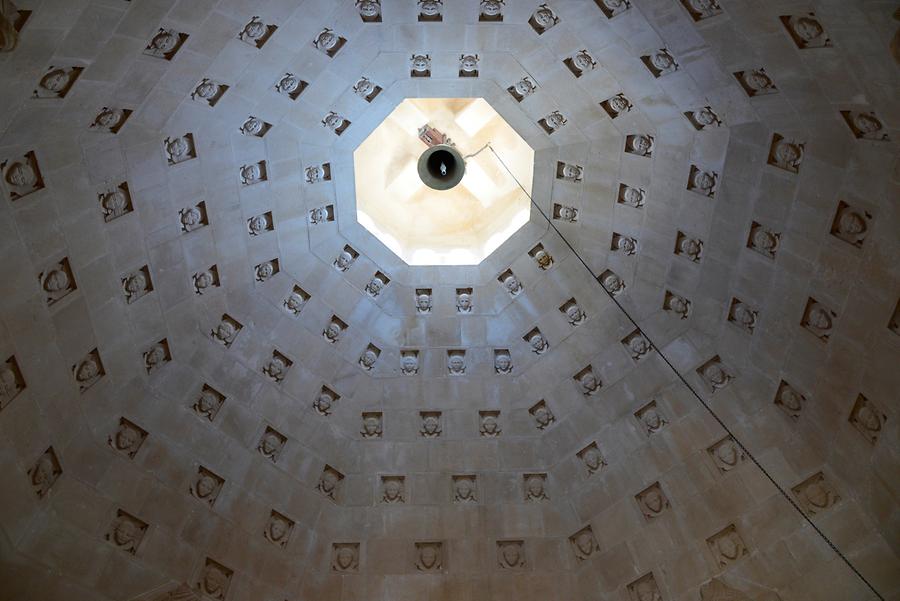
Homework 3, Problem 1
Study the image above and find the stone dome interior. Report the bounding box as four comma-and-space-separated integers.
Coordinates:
0, 1, 898, 601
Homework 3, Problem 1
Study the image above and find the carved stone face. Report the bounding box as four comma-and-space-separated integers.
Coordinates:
837, 209, 866, 235
113, 518, 138, 546
102, 190, 127, 214
260, 433, 280, 455
266, 357, 286, 377
643, 489, 664, 513
195, 81, 219, 99
43, 269, 69, 293
366, 278, 383, 295
774, 141, 801, 167
419, 545, 438, 568
324, 113, 343, 129
642, 408, 661, 431
249, 214, 268, 234
457, 293, 471, 311
197, 390, 218, 414
145, 344, 166, 368
752, 229, 776, 251
534, 249, 551, 268
780, 387, 802, 411
151, 31, 178, 52
256, 261, 274, 280
196, 474, 216, 498
745, 70, 772, 91
635, 581, 658, 601
807, 307, 832, 331
529, 333, 547, 353
582, 448, 602, 471
481, 0, 501, 16
412, 55, 429, 71
402, 355, 418, 373
316, 31, 337, 50
716, 533, 740, 559
623, 186, 643, 206
360, 350, 377, 368
501, 544, 520, 567
214, 321, 235, 342
573, 52, 593, 71
650, 52, 674, 71
336, 547, 355, 570
534, 406, 551, 427
805, 481, 829, 508
481, 416, 498, 434
420, 1, 440, 16
562, 164, 582, 180
115, 424, 139, 450
6, 161, 36, 187
616, 236, 635, 253
857, 405, 881, 432
125, 273, 147, 294
514, 79, 534, 96
383, 480, 401, 501
41, 69, 70, 93
363, 416, 380, 435
630, 135, 652, 154
603, 273, 623, 292
559, 206, 577, 221
694, 108, 717, 125
667, 295, 687, 315
503, 274, 521, 294
526, 476, 544, 498
534, 8, 554, 26
335, 251, 353, 269
268, 516, 288, 541
794, 17, 823, 41
422, 416, 439, 434
575, 532, 594, 556
242, 164, 262, 184
324, 323, 342, 341
415, 294, 432, 312
455, 479, 473, 500
448, 355, 464, 374
96, 109, 124, 129
704, 363, 727, 386
285, 292, 305, 312
581, 372, 598, 392
608, 96, 629, 113
546, 112, 565, 129
242, 20, 266, 39
732, 305, 755, 328
494, 353, 511, 373
76, 358, 99, 382
243, 117, 264, 135
278, 75, 300, 93
203, 565, 227, 594
716, 441, 738, 466
692, 170, 715, 191
181, 207, 201, 228
853, 114, 882, 134
679, 237, 701, 257
167, 137, 189, 159
316, 392, 333, 412
460, 55, 478, 71
31, 455, 54, 487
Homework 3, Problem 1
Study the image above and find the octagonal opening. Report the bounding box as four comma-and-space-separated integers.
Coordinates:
354, 98, 534, 265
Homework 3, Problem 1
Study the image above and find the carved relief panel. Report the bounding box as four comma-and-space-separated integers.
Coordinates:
574, 365, 601, 396
238, 16, 277, 48
194, 384, 225, 421
578, 442, 607, 476
361, 412, 383, 438
538, 110, 567, 135
32, 65, 82, 98
264, 510, 294, 548
257, 426, 286, 462
734, 69, 778, 97
848, 394, 886, 444
254, 258, 279, 282
840, 110, 889, 141
452, 474, 477, 503
359, 344, 381, 371
642, 49, 679, 77
708, 436, 745, 474
479, 410, 501, 437
74, 348, 104, 393
180, 201, 208, 232
564, 50, 596, 78
190, 466, 224, 507
773, 380, 805, 421
420, 411, 442, 437
243, 110, 279, 139
801, 298, 836, 342
569, 526, 599, 561
317, 465, 344, 501
529, 4, 559, 34
332, 543, 359, 572
313, 28, 346, 57
792, 472, 840, 515
418, 0, 443, 21
165, 133, 196, 165
309, 204, 334, 225
556, 161, 583, 182
706, 524, 748, 567
478, 0, 504, 22
240, 161, 267, 186
275, 73, 307, 100
529, 243, 553, 269
524, 327, 548, 354
143, 28, 187, 60
728, 298, 758, 334
507, 76, 537, 101
601, 93, 632, 119
39, 257, 76, 306
334, 245, 358, 271
197, 559, 232, 601
635, 482, 670, 520
612, 232, 637, 255
664, 290, 691, 319
624, 134, 653, 157
247, 211, 274, 236
284, 285, 309, 316
781, 13, 831, 49
618, 184, 645, 208
697, 355, 733, 393
191, 78, 228, 107
90, 107, 131, 133
122, 265, 153, 304
105, 510, 148, 555
459, 53, 479, 77
635, 400, 667, 435
447, 350, 466, 375
313, 385, 339, 416
494, 349, 513, 374
410, 53, 431, 77
600, 269, 626, 295
262, 349, 292, 383
498, 268, 523, 296
108, 417, 147, 459
323, 315, 347, 344
99, 182, 133, 221
0, 355, 24, 411
414, 288, 433, 314
829, 201, 871, 248
2, 151, 44, 200
211, 314, 242, 347
553, 203, 578, 222
524, 473, 549, 502
401, 350, 419, 375
767, 134, 804, 173
322, 111, 350, 135
530, 400, 555, 430
685, 106, 722, 129
622, 329, 652, 361
456, 288, 473, 313
143, 339, 170, 373
687, 165, 718, 197
747, 221, 780, 259
674, 231, 703, 262
28, 447, 61, 498
305, 162, 331, 183
497, 540, 526, 569
415, 541, 443, 571
381, 475, 405, 503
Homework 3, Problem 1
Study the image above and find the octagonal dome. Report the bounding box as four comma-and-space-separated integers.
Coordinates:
353, 98, 534, 265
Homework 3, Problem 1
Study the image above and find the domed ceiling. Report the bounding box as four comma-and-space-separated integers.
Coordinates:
0, 2, 897, 601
